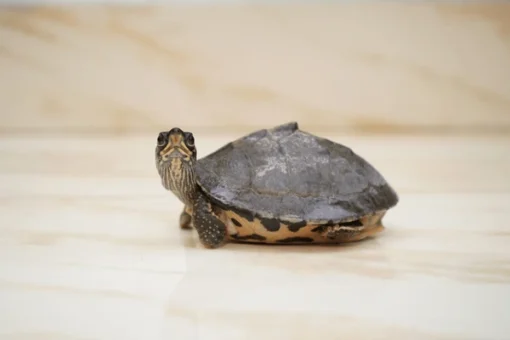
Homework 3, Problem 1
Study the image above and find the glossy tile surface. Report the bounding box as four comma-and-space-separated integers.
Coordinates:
0, 133, 509, 340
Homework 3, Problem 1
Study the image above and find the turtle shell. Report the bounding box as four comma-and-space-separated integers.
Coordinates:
195, 122, 398, 223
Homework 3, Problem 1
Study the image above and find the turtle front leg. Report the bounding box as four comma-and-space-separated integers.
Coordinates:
179, 206, 193, 229
191, 192, 228, 248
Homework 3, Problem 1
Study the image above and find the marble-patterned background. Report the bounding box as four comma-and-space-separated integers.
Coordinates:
0, 3, 509, 134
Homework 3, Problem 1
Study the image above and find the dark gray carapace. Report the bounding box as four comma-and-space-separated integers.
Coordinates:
195, 122, 398, 224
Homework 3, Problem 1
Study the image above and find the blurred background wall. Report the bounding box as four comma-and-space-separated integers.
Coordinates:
0, 1, 509, 135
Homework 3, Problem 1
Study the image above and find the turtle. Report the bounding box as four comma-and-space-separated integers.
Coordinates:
155, 121, 398, 249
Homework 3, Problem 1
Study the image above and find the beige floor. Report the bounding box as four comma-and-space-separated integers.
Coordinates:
0, 132, 509, 340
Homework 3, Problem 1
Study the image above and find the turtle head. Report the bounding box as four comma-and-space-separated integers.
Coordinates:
156, 127, 197, 162
155, 127, 198, 204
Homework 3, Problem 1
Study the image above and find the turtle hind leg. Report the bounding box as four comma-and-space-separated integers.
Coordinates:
317, 212, 386, 243
191, 192, 228, 248
179, 206, 193, 229
321, 225, 370, 242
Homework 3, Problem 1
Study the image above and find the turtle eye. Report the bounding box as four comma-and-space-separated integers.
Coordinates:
157, 132, 167, 146
185, 133, 195, 147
